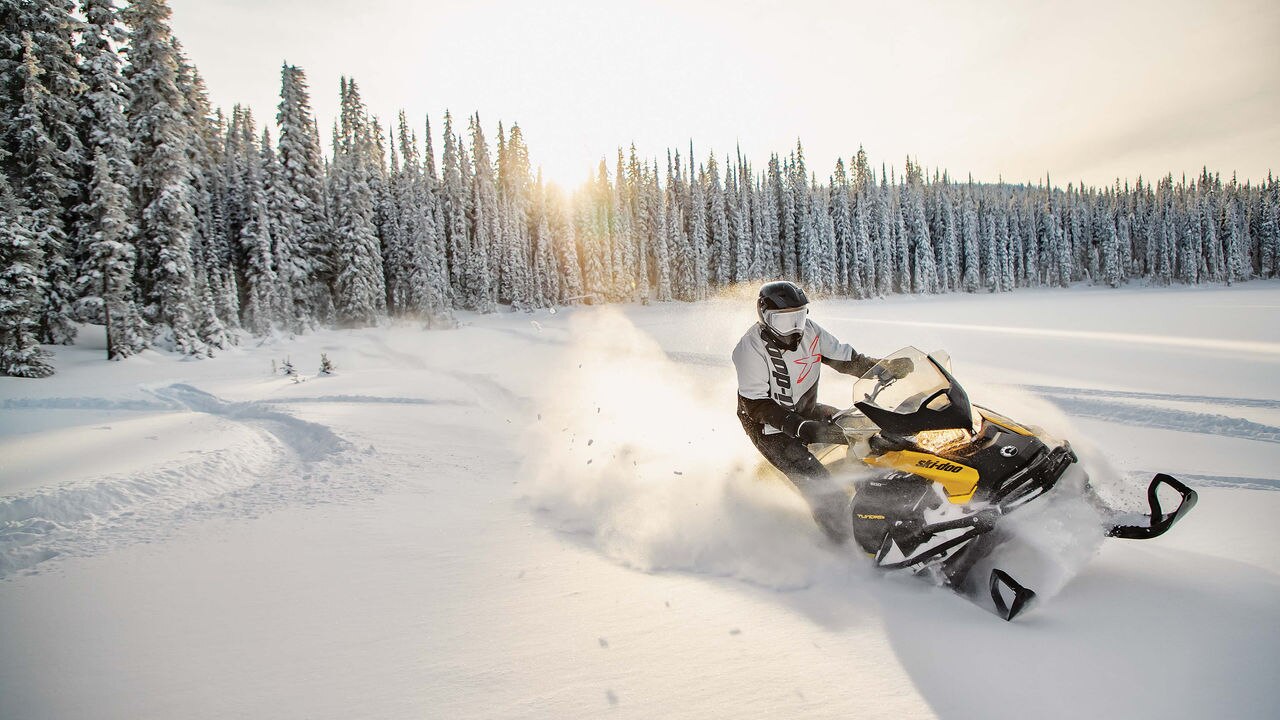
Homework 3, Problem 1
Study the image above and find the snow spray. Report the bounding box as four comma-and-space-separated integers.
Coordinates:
521, 308, 852, 589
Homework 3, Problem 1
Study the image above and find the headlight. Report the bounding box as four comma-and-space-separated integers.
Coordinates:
913, 428, 973, 453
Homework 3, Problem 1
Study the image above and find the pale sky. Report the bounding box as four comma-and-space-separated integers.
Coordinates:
169, 0, 1279, 189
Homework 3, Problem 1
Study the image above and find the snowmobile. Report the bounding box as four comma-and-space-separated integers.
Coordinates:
808, 347, 1198, 621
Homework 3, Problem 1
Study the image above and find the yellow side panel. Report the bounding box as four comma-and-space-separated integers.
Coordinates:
863, 450, 980, 504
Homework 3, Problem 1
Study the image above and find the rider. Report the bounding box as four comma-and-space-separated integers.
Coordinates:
732, 281, 907, 543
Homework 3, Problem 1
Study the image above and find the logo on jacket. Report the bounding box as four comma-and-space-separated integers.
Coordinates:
765, 344, 793, 405
793, 335, 822, 384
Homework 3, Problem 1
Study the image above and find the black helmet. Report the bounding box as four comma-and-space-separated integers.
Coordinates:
757, 281, 809, 349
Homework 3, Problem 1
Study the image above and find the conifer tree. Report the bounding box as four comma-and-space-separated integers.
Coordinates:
12, 33, 77, 344
79, 149, 146, 357
831, 162, 852, 293
466, 114, 497, 312
530, 174, 560, 308
0, 169, 54, 376
705, 153, 730, 285
2, 0, 84, 237
1102, 214, 1122, 288
276, 63, 329, 317
328, 77, 385, 325
906, 182, 938, 293
686, 158, 709, 300
235, 112, 277, 334
875, 172, 895, 296
961, 193, 980, 292
730, 154, 752, 284
546, 183, 583, 303
262, 127, 306, 330
124, 0, 202, 353
76, 0, 135, 276
893, 191, 910, 293
440, 112, 468, 297
937, 190, 958, 291
850, 195, 871, 298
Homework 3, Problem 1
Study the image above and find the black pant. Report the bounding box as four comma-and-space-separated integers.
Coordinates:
737, 405, 851, 542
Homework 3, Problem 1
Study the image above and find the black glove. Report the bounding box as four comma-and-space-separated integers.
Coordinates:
886, 357, 914, 379
796, 419, 849, 445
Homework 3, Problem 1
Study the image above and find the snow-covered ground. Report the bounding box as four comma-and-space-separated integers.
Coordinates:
2, 283, 1279, 719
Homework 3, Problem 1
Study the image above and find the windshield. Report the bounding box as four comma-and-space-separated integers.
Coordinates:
852, 347, 951, 415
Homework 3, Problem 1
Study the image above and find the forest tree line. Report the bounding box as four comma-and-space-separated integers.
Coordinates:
2, 0, 1278, 377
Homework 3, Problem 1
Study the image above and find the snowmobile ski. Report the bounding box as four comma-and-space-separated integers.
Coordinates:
1108, 473, 1198, 540
989, 569, 1036, 621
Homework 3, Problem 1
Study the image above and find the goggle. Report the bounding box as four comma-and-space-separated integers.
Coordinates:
763, 306, 808, 337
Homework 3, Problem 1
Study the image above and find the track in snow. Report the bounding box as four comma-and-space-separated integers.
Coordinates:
0, 384, 374, 579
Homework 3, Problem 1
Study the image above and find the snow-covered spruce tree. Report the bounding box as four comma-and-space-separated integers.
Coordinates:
1225, 196, 1245, 285
610, 150, 636, 302
466, 114, 497, 312
0, 169, 54, 376
235, 112, 277, 335
1102, 213, 1122, 288
328, 77, 385, 326
688, 163, 708, 292
497, 124, 534, 308
1198, 177, 1223, 283
644, 160, 672, 301
813, 189, 837, 294
78, 149, 146, 358
625, 151, 650, 302
11, 33, 78, 345
980, 201, 998, 292
686, 157, 710, 300
75, 0, 136, 305
937, 189, 958, 292
655, 158, 675, 301
380, 135, 406, 313
170, 46, 230, 352
421, 114, 453, 311
2, 0, 85, 258
905, 179, 938, 293
123, 0, 202, 354
874, 171, 894, 296
573, 185, 604, 303
545, 183, 583, 304
588, 161, 613, 299
851, 194, 872, 298
1259, 178, 1279, 279
1022, 194, 1041, 285
276, 63, 329, 319
998, 208, 1015, 292
440, 112, 469, 299
831, 161, 852, 294
1051, 204, 1071, 288
392, 112, 451, 325
729, 155, 752, 285
776, 156, 797, 280
705, 153, 730, 287
755, 155, 781, 280
262, 127, 307, 331
1177, 191, 1201, 284
530, 174, 560, 309
187, 98, 235, 346
495, 123, 514, 305
892, 188, 910, 293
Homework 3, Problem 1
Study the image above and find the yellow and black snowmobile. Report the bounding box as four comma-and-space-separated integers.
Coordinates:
814, 347, 1197, 621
